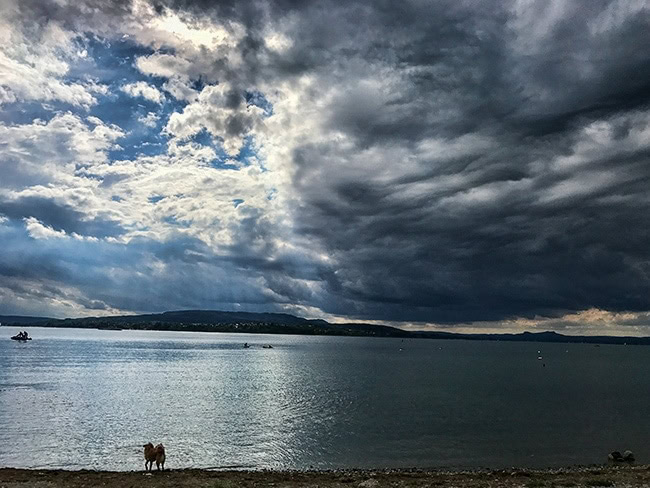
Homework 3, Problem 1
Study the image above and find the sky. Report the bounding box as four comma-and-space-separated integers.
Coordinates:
0, 0, 649, 334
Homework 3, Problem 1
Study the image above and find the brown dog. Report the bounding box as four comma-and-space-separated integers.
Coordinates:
143, 442, 166, 471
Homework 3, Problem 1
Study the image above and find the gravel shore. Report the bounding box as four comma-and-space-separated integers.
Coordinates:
2, 465, 650, 488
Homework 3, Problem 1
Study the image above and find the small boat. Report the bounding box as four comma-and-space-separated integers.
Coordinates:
243, 343, 250, 349
262, 344, 273, 349
11, 335, 32, 341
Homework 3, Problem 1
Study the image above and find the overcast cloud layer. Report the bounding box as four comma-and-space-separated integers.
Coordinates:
1, 0, 649, 333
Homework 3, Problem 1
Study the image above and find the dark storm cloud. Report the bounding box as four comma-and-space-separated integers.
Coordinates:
3, 0, 649, 326
13, 0, 135, 27
293, 133, 650, 323
221, 206, 338, 299
166, 0, 647, 324
147, 0, 650, 324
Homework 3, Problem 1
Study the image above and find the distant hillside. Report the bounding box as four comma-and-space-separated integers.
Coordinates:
412, 329, 650, 345
2, 311, 650, 344
0, 310, 409, 338
0, 315, 54, 325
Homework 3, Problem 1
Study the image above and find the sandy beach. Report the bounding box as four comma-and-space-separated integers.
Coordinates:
2, 466, 650, 488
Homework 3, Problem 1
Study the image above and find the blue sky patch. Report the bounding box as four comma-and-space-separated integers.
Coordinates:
77, 36, 190, 161
148, 195, 165, 204
246, 91, 273, 116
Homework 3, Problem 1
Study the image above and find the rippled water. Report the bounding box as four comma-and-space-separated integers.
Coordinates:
1, 326, 650, 470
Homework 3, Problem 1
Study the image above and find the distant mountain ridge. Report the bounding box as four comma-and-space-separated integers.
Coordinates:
0, 310, 410, 338
2, 310, 650, 344
0, 315, 54, 325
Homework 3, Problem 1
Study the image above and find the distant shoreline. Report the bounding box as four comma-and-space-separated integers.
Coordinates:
3, 317, 650, 346
2, 465, 650, 487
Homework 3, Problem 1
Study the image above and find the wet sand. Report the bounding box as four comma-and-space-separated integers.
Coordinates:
2, 465, 650, 488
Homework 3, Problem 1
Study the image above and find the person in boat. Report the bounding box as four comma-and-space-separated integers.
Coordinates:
243, 342, 249, 348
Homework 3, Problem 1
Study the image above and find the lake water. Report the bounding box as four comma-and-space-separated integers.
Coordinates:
1, 326, 649, 471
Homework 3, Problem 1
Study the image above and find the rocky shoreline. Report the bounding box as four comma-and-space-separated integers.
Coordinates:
2, 465, 650, 487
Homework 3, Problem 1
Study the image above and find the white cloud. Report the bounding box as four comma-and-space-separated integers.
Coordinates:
135, 53, 192, 79
0, 11, 103, 108
0, 113, 124, 190
165, 83, 265, 156
162, 77, 198, 101
86, 116, 104, 126
23, 216, 68, 240
121, 81, 164, 104
24, 215, 101, 242
138, 112, 160, 128
127, 0, 243, 51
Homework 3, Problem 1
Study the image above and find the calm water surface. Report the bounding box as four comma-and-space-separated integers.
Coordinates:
1, 327, 649, 470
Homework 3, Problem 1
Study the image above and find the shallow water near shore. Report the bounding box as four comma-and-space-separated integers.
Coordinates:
1, 327, 649, 470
